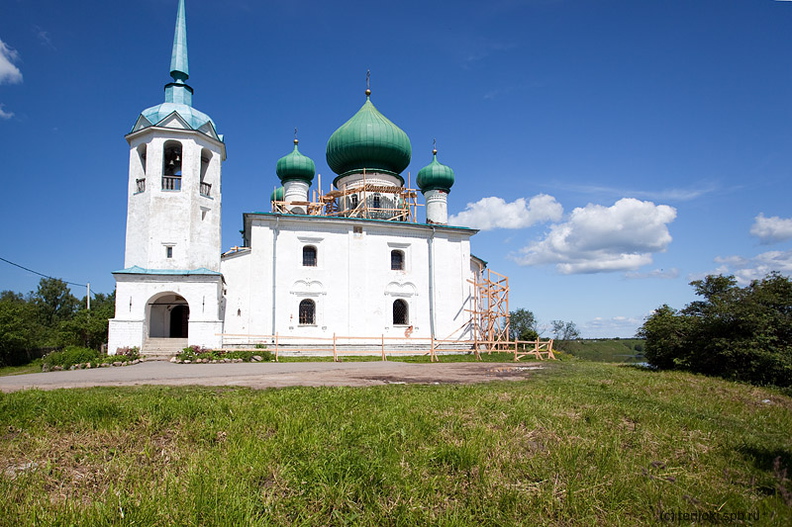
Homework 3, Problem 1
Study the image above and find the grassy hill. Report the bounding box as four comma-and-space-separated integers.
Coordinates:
1, 361, 790, 525
560, 338, 645, 363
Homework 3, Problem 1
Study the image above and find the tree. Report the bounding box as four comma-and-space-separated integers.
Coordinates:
638, 272, 792, 387
0, 292, 42, 365
509, 308, 538, 341
57, 291, 115, 350
551, 320, 580, 343
33, 278, 78, 327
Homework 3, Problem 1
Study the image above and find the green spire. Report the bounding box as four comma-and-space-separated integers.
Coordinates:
169, 0, 189, 82
164, 0, 193, 106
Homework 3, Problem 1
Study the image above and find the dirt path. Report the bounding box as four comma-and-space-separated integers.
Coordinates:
0, 360, 546, 392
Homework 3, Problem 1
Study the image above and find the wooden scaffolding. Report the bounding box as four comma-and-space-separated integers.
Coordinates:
468, 268, 510, 351
271, 172, 421, 222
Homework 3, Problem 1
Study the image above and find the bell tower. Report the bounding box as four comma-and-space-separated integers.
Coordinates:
108, 0, 226, 354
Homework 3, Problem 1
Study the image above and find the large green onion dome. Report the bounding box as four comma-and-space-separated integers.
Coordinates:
326, 90, 412, 184
417, 149, 455, 193
270, 186, 284, 202
276, 140, 316, 183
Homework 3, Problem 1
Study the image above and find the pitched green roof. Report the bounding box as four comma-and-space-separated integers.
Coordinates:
132, 0, 222, 141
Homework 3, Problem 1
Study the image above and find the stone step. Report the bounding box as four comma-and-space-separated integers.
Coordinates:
142, 338, 188, 355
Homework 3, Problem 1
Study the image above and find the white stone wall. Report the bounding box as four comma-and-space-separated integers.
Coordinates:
108, 273, 224, 353
424, 189, 449, 225
123, 127, 224, 272
221, 215, 478, 346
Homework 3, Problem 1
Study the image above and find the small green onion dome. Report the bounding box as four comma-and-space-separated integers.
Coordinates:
326, 91, 412, 183
270, 186, 284, 202
417, 149, 455, 193
276, 140, 316, 183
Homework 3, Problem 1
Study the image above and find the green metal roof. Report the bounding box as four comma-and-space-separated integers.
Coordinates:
326, 92, 411, 183
169, 0, 189, 82
113, 265, 221, 276
417, 150, 455, 193
270, 186, 284, 202
276, 140, 316, 183
132, 0, 222, 141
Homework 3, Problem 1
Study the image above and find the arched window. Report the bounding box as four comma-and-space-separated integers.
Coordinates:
350, 194, 358, 209
162, 141, 182, 191
200, 148, 212, 197
393, 299, 408, 325
137, 144, 147, 175
391, 250, 404, 270
299, 299, 315, 325
373, 194, 381, 209
303, 245, 317, 267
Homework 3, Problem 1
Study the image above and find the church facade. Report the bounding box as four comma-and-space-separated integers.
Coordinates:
107, 0, 494, 355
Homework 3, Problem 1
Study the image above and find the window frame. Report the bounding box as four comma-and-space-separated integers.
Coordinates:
299, 299, 316, 325
302, 245, 318, 267
391, 249, 405, 271
392, 299, 409, 326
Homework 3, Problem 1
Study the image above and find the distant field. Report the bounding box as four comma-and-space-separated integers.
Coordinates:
1, 361, 790, 525
561, 338, 645, 363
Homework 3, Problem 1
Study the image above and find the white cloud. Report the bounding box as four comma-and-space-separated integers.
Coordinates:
449, 194, 563, 231
0, 39, 22, 85
624, 268, 679, 280
556, 182, 720, 202
750, 213, 792, 244
582, 316, 643, 339
33, 26, 54, 49
515, 198, 677, 274
713, 250, 792, 285
0, 103, 13, 120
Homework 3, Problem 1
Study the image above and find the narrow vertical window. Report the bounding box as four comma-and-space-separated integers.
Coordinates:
350, 194, 358, 209
303, 245, 317, 267
200, 149, 212, 196
166, 246, 173, 259
137, 144, 148, 175
373, 194, 381, 209
391, 250, 404, 271
299, 299, 316, 325
393, 299, 408, 325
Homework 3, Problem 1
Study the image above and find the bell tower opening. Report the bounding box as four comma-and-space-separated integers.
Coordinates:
163, 141, 183, 190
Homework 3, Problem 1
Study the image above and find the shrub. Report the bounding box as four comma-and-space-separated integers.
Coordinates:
175, 346, 271, 363
638, 272, 792, 387
43, 346, 100, 369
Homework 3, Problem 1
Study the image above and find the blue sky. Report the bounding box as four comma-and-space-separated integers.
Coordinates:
2, 0, 792, 338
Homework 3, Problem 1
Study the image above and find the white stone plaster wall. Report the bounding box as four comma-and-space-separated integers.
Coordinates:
123, 128, 224, 272
220, 215, 477, 346
424, 189, 449, 225
109, 274, 224, 353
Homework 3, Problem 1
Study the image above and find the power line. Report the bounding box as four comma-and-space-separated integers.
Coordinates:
0, 256, 88, 288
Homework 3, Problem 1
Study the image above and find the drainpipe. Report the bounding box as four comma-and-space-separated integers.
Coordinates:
428, 226, 437, 341
271, 215, 280, 342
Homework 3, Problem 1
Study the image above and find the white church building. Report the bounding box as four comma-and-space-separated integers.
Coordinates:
108, 0, 505, 355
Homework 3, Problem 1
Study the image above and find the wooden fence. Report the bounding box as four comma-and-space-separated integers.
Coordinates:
219, 333, 556, 362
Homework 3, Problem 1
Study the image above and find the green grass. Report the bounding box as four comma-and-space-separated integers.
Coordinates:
0, 362, 790, 525
0, 360, 41, 377
277, 351, 538, 363
562, 338, 645, 363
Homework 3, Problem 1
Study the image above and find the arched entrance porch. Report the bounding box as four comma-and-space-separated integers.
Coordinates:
148, 293, 190, 338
